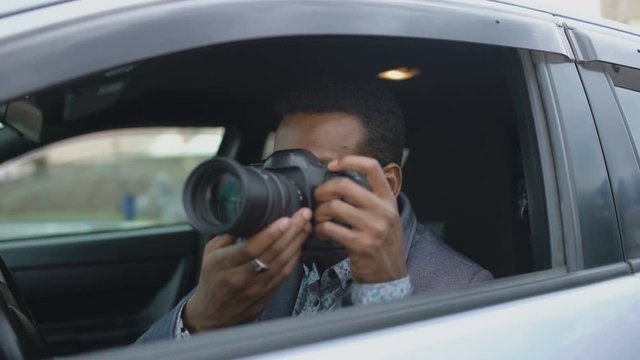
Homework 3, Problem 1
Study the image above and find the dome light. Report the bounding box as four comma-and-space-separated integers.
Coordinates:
377, 67, 420, 81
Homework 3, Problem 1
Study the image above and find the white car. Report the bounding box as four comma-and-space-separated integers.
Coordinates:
0, 0, 639, 359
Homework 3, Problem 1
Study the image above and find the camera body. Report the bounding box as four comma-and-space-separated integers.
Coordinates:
183, 148, 368, 252
261, 148, 368, 212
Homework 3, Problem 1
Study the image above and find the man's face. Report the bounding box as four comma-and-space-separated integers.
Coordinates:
274, 112, 363, 163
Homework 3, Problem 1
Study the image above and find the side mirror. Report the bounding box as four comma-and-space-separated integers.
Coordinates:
4, 100, 42, 142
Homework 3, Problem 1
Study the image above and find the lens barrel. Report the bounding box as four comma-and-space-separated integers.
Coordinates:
183, 158, 302, 236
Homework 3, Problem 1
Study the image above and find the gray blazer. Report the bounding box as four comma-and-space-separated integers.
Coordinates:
136, 193, 492, 343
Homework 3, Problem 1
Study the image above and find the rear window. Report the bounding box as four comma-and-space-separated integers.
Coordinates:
0, 126, 224, 240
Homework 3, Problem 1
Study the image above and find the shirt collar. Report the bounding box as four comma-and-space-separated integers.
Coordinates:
302, 258, 352, 290
327, 258, 351, 289
398, 192, 417, 262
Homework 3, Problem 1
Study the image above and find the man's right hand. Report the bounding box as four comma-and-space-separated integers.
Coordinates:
183, 207, 312, 333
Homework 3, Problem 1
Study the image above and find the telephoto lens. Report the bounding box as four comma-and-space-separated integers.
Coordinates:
182, 155, 302, 237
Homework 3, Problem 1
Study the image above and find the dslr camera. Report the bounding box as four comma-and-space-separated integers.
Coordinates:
183, 149, 368, 252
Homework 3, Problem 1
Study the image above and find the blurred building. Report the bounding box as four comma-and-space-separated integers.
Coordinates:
602, 0, 640, 28
512, 0, 640, 29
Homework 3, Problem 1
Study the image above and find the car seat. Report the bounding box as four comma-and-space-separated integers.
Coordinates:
401, 84, 532, 278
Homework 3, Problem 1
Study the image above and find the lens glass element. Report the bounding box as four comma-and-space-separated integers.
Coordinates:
209, 173, 244, 223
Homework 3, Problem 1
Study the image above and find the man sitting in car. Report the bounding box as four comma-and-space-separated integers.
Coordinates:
137, 81, 492, 341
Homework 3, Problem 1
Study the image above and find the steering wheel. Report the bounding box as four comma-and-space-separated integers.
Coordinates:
0, 256, 49, 359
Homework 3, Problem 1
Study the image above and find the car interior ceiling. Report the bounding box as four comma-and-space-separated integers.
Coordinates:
2, 36, 545, 281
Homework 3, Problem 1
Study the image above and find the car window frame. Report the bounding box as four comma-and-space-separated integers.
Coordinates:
0, 0, 573, 104
532, 51, 623, 270
577, 60, 640, 266
70, 45, 630, 360
564, 15, 640, 267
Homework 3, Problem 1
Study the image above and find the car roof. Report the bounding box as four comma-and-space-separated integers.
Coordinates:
0, 0, 75, 19
3, 0, 638, 39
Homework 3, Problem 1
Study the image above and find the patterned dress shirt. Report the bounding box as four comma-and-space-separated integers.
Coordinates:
175, 258, 413, 339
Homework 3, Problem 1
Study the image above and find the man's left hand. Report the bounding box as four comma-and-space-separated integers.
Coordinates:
314, 156, 406, 283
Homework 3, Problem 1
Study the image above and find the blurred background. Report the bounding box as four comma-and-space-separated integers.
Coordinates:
510, 0, 640, 28
0, 127, 225, 240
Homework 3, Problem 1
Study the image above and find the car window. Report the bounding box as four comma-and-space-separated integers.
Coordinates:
613, 79, 640, 259
0, 126, 224, 240
616, 86, 640, 144
0, 34, 564, 359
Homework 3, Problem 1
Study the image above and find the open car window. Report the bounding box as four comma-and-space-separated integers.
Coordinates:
0, 35, 566, 356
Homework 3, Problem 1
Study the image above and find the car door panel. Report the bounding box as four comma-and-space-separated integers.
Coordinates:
0, 225, 198, 355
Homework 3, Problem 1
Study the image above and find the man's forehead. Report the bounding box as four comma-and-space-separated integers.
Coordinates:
277, 111, 360, 127
274, 112, 363, 159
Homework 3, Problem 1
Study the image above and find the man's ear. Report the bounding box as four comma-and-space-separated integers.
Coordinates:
382, 162, 403, 197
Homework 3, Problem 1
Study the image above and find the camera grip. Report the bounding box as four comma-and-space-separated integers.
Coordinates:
331, 170, 370, 191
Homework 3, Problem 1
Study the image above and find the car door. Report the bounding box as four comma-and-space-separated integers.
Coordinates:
0, 1, 638, 359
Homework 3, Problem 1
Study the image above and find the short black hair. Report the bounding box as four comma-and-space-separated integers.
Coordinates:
278, 80, 406, 165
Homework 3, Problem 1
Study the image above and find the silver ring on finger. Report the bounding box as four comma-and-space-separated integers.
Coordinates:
251, 258, 269, 273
